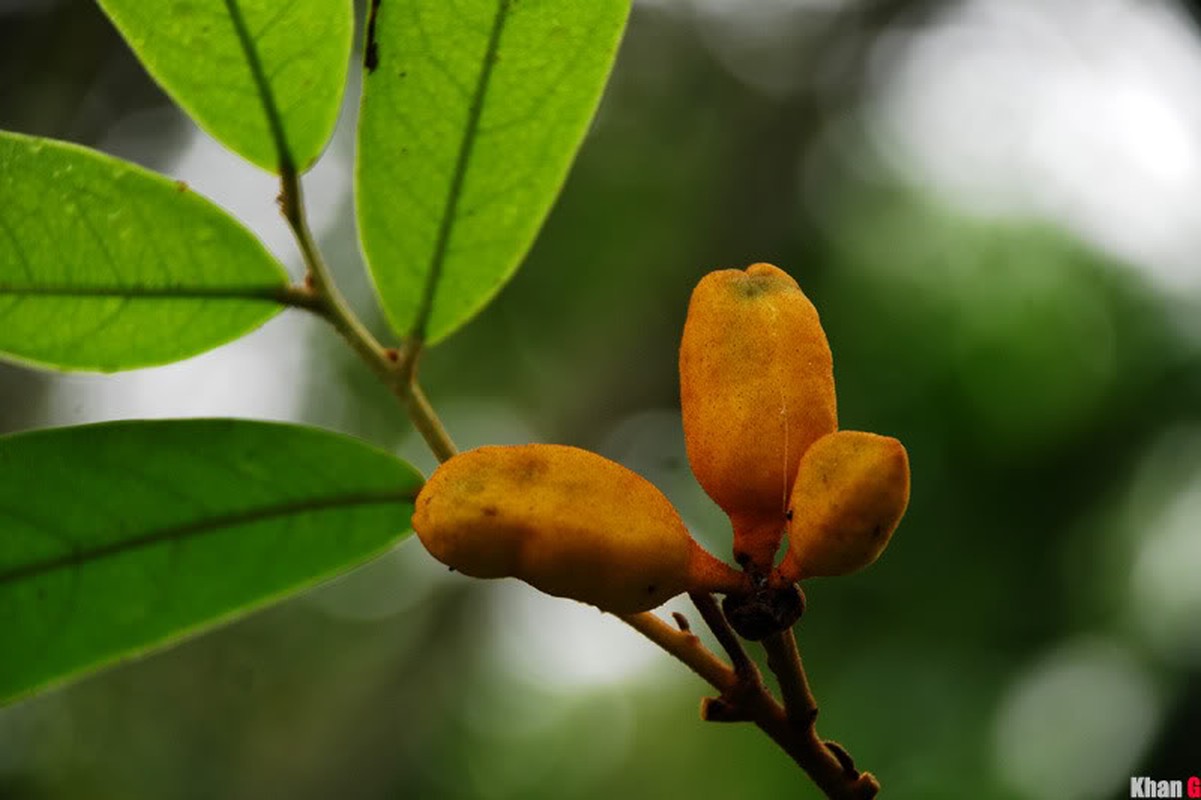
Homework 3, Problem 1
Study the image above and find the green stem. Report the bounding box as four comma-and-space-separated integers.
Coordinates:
279, 171, 384, 366
276, 169, 457, 463
405, 372, 458, 462
689, 592, 758, 681
226, 0, 457, 463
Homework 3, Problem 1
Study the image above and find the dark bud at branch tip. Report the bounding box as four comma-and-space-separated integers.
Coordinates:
721, 583, 804, 641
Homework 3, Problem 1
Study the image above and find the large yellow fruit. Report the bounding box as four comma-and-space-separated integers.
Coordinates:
780, 431, 910, 580
679, 263, 837, 572
412, 444, 742, 614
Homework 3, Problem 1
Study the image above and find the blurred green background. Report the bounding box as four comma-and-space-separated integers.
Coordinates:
3, 0, 1201, 798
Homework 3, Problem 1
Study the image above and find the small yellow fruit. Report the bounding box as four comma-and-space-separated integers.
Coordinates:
412, 444, 741, 614
679, 263, 837, 572
780, 431, 909, 580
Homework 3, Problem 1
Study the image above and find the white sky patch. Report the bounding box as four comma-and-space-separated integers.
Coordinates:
167, 124, 349, 274
686, 0, 841, 98
99, 101, 353, 276
992, 637, 1163, 800
636, 0, 843, 12
39, 313, 311, 425
37, 87, 357, 427
490, 583, 689, 691
869, 0, 1201, 292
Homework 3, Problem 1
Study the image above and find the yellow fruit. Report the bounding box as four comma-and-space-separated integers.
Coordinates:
412, 444, 742, 614
679, 263, 837, 572
779, 431, 910, 580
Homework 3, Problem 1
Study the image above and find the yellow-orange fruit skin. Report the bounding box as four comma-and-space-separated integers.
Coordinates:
679, 263, 837, 571
412, 444, 738, 614
781, 431, 910, 580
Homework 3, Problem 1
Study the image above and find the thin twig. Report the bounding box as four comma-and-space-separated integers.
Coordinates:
761, 628, 880, 799
689, 592, 757, 680
688, 592, 763, 725
620, 611, 878, 799
278, 170, 388, 374
402, 356, 458, 462
620, 611, 736, 693
276, 170, 458, 462
762, 628, 816, 727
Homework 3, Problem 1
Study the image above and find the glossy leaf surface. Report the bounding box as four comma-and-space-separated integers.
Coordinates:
0, 419, 422, 704
0, 132, 288, 371
357, 0, 630, 343
96, 0, 353, 172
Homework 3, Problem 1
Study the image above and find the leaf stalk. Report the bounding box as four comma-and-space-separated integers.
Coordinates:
277, 168, 457, 463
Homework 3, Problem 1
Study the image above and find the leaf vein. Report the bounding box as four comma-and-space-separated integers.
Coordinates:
410, 0, 513, 341
222, 0, 294, 173
0, 489, 418, 587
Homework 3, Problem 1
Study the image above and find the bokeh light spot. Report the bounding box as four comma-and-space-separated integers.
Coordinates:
992, 637, 1162, 800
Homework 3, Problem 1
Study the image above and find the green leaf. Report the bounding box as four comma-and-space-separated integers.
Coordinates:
95, 0, 353, 173
0, 131, 290, 372
356, 0, 631, 344
0, 419, 423, 705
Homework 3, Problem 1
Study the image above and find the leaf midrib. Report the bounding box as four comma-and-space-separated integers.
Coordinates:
222, 0, 294, 173
410, 0, 513, 342
0, 284, 290, 302
0, 488, 418, 586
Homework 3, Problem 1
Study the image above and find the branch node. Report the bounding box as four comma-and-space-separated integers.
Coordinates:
671, 612, 691, 632
722, 581, 804, 641
700, 696, 752, 723
620, 612, 880, 799
824, 740, 858, 778
689, 592, 759, 682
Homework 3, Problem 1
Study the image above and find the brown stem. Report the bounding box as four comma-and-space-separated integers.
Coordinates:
620, 611, 737, 694
620, 612, 878, 800
762, 628, 816, 727
762, 629, 880, 799
689, 592, 757, 681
